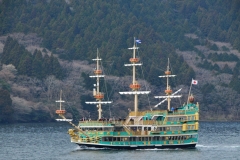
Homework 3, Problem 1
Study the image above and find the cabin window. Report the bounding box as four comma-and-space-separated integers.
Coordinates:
170, 126, 181, 131
157, 127, 166, 131
179, 116, 186, 121
131, 127, 137, 131
191, 125, 194, 130
169, 136, 177, 140
130, 137, 136, 141
157, 136, 162, 141
114, 127, 124, 132
188, 116, 195, 121
124, 137, 129, 141
102, 128, 111, 131
103, 137, 109, 141
187, 125, 194, 130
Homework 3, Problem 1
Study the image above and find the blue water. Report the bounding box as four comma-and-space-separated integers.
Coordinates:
0, 122, 239, 160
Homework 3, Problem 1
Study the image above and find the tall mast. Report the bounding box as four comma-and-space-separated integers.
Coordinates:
85, 49, 112, 120
166, 58, 171, 110
119, 38, 150, 116
132, 37, 138, 114
154, 58, 181, 110
56, 90, 65, 111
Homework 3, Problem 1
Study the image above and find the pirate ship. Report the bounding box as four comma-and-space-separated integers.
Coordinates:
56, 38, 199, 149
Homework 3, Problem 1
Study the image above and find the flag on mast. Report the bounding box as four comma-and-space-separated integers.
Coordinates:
136, 39, 141, 44
192, 79, 198, 85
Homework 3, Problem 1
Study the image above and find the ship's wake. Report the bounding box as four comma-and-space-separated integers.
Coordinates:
196, 144, 240, 149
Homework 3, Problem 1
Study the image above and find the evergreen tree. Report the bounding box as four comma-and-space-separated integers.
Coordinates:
17, 52, 33, 76
1, 37, 18, 65
0, 89, 13, 123
32, 50, 43, 79
52, 56, 64, 79
221, 64, 232, 74
42, 54, 51, 77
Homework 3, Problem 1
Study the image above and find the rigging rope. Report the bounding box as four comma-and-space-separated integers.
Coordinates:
99, 51, 113, 118
135, 44, 152, 109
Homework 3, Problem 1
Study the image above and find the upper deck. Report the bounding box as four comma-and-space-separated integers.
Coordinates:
78, 107, 199, 128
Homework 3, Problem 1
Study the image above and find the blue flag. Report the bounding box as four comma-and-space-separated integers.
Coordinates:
136, 39, 141, 44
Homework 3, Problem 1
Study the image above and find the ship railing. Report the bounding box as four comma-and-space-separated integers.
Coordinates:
79, 120, 113, 126
130, 120, 164, 125
141, 120, 164, 125
167, 111, 185, 115
168, 109, 198, 115
129, 110, 167, 116
79, 120, 128, 126
128, 109, 198, 117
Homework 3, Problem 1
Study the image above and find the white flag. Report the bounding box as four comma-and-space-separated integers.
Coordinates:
192, 79, 198, 85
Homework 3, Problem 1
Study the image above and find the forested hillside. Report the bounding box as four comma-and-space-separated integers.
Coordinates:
0, 0, 240, 122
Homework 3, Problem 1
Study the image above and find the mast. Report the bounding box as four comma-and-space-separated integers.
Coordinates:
85, 49, 112, 120
166, 58, 171, 110
119, 38, 150, 116
154, 58, 181, 110
56, 90, 65, 110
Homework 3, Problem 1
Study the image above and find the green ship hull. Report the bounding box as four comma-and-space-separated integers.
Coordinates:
68, 108, 199, 149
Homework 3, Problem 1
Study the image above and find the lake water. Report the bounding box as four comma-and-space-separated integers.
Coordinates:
0, 122, 239, 160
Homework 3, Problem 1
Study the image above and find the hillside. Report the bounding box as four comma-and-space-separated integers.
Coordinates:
0, 0, 240, 122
